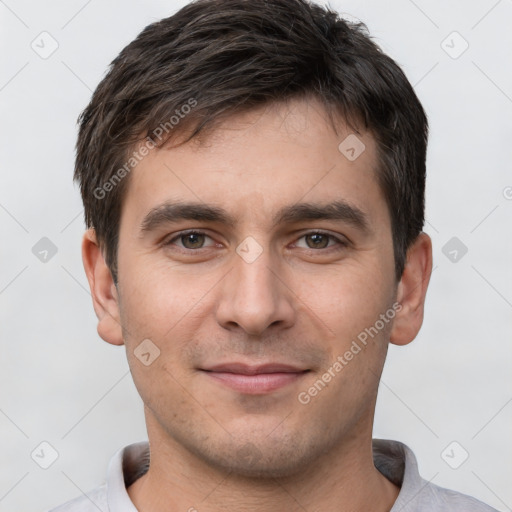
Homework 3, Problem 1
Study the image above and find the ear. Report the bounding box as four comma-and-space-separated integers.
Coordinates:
390, 232, 432, 346
82, 229, 124, 346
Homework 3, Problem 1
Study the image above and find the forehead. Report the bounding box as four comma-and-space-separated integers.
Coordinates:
119, 98, 388, 232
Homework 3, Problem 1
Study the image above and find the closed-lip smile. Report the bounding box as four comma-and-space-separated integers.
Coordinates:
200, 362, 310, 394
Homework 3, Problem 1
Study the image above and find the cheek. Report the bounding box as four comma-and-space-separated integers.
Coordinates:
118, 256, 216, 338
117, 260, 221, 397
295, 259, 395, 343
296, 268, 394, 423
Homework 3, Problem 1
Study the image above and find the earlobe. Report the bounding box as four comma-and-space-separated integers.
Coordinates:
82, 229, 124, 346
390, 233, 432, 346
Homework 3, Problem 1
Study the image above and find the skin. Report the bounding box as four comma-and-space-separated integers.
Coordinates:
83, 97, 432, 512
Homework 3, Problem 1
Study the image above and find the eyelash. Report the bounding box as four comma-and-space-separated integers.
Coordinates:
163, 229, 348, 252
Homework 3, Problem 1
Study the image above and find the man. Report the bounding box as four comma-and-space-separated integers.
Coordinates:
50, 0, 498, 510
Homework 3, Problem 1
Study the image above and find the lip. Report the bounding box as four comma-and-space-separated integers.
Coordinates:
200, 362, 310, 394
203, 362, 307, 375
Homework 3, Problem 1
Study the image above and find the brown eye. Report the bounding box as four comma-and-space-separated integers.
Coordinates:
163, 230, 217, 252
304, 233, 330, 249
180, 232, 206, 249
294, 231, 348, 252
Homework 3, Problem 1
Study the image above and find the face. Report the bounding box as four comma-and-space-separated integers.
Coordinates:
104, 98, 402, 477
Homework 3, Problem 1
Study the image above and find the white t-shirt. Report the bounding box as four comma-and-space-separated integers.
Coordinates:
48, 439, 498, 511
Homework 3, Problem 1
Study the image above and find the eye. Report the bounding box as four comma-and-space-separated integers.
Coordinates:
294, 231, 346, 250
162, 229, 347, 253
164, 230, 215, 250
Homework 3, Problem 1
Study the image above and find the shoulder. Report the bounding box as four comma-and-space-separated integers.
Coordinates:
411, 480, 500, 511
46, 484, 108, 512
45, 442, 148, 512
372, 439, 499, 512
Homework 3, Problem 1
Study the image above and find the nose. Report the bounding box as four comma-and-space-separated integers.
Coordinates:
215, 244, 296, 336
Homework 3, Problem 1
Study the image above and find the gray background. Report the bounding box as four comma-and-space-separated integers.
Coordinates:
0, 0, 511, 510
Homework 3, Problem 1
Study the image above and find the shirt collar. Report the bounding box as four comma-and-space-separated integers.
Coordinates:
373, 439, 426, 511
106, 441, 148, 511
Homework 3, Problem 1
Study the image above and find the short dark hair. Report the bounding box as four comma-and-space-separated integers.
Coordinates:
75, 0, 428, 283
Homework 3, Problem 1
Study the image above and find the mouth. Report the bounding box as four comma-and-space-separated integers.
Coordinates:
199, 363, 310, 394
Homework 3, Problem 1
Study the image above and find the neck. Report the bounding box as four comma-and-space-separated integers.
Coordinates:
128, 414, 399, 512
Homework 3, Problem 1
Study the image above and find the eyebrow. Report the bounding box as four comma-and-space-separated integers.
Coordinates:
139, 199, 369, 235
